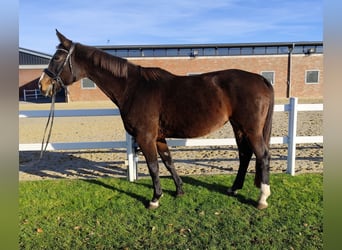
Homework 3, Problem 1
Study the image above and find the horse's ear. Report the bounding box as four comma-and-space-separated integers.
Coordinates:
56, 29, 73, 49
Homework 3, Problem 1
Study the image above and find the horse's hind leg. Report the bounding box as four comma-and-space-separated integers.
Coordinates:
249, 135, 271, 210
228, 126, 253, 195
157, 139, 184, 196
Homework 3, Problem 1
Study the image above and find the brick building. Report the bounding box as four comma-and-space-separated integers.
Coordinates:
19, 41, 323, 102
19, 48, 66, 102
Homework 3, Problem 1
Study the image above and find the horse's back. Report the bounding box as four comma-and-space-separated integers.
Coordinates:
131, 68, 273, 139
207, 69, 273, 98
157, 69, 273, 138
162, 68, 273, 114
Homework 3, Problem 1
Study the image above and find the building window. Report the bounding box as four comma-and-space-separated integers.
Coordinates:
266, 47, 278, 54
316, 45, 323, 53
154, 49, 167, 57
217, 47, 228, 56
116, 49, 128, 57
142, 49, 154, 57
82, 78, 96, 89
167, 48, 179, 56
241, 47, 253, 55
254, 47, 266, 55
203, 48, 216, 56
261, 71, 275, 85
179, 48, 191, 56
128, 49, 141, 57
278, 46, 290, 54
191, 48, 203, 57
229, 48, 240, 55
293, 46, 304, 54
305, 70, 319, 84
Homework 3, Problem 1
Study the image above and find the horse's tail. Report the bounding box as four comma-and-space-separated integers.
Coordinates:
263, 79, 274, 147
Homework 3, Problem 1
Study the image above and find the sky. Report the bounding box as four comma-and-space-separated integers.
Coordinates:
19, 0, 323, 55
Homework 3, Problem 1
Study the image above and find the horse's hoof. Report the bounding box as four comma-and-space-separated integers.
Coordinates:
176, 191, 185, 197
148, 200, 160, 209
257, 202, 268, 210
227, 188, 238, 196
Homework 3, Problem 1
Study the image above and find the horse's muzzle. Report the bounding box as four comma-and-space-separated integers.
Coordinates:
38, 72, 56, 97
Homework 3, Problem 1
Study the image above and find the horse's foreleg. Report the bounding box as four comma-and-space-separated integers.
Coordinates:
157, 139, 184, 196
146, 160, 163, 209
137, 138, 163, 209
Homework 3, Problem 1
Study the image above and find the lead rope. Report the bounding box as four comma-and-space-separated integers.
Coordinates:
38, 44, 75, 160
39, 91, 56, 160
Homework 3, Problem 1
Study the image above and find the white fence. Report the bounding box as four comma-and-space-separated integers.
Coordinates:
19, 97, 323, 181
23, 89, 44, 101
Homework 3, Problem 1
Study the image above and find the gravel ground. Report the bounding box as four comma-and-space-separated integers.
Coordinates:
19, 100, 323, 181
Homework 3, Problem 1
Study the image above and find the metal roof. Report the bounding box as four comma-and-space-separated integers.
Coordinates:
19, 48, 52, 65
19, 41, 323, 65
97, 41, 323, 50
97, 41, 323, 58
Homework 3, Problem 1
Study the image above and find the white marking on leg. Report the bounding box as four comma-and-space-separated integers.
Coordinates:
258, 183, 271, 209
227, 187, 237, 196
149, 200, 159, 209
148, 194, 163, 209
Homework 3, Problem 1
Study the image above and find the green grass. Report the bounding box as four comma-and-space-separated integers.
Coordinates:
19, 174, 322, 249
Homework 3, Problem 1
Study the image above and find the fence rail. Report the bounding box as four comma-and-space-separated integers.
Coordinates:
23, 89, 44, 101
19, 97, 323, 181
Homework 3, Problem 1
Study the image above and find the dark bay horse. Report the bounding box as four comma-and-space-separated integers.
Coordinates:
39, 30, 274, 209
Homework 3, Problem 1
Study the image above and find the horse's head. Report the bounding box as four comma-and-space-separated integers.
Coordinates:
38, 30, 80, 97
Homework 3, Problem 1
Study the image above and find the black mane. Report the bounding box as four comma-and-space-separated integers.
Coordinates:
79, 44, 130, 78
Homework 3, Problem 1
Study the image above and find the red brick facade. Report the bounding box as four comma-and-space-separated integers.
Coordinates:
19, 67, 44, 99
19, 53, 323, 102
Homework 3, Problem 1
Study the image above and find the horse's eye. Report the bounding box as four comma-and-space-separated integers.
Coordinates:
53, 55, 62, 61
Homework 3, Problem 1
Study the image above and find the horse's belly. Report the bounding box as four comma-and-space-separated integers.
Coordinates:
160, 83, 231, 138
161, 109, 229, 138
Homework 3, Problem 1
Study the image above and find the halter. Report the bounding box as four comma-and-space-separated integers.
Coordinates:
39, 43, 75, 160
43, 43, 76, 94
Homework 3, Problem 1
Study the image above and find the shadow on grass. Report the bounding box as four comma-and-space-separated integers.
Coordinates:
19, 150, 128, 180
181, 176, 258, 208
83, 176, 257, 209
132, 177, 181, 198
82, 179, 150, 208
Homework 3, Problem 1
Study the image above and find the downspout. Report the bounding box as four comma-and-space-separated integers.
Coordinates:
287, 43, 295, 98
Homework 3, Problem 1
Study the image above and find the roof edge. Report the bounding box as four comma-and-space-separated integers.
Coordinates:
96, 41, 323, 50
19, 47, 52, 59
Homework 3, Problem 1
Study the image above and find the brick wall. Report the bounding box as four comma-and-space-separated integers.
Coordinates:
19, 54, 323, 102
130, 55, 290, 97
129, 54, 323, 99
290, 54, 323, 98
19, 68, 43, 98
19, 68, 43, 88
67, 82, 108, 102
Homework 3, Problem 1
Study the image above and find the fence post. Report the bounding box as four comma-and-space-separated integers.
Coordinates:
287, 97, 298, 175
23, 90, 27, 101
126, 132, 138, 182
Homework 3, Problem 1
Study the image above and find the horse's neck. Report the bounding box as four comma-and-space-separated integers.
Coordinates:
76, 47, 134, 108
88, 71, 127, 108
